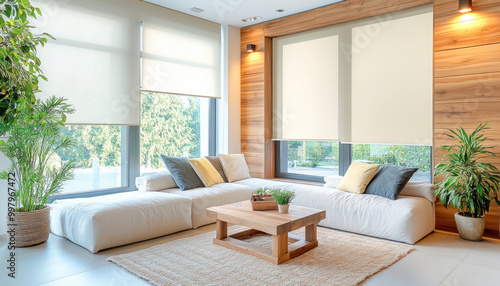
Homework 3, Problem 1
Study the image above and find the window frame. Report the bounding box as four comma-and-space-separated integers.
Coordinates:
275, 141, 433, 182
275, 141, 351, 182
50, 98, 217, 201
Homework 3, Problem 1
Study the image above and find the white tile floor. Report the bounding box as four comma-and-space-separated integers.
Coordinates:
1, 226, 499, 286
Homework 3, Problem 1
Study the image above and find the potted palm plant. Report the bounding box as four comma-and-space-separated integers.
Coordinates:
435, 122, 500, 241
0, 96, 76, 247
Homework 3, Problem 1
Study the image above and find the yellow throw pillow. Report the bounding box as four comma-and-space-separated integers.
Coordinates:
336, 162, 380, 194
189, 158, 224, 187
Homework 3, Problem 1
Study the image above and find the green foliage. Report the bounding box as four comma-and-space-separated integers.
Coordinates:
305, 142, 334, 167
270, 188, 295, 205
57, 125, 121, 167
434, 123, 500, 218
51, 93, 202, 172
0, 0, 53, 133
0, 96, 76, 212
256, 187, 269, 196
287, 141, 302, 161
352, 144, 430, 172
140, 92, 201, 169
289, 141, 339, 168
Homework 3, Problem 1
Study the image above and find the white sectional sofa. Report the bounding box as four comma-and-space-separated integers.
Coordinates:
50, 173, 435, 253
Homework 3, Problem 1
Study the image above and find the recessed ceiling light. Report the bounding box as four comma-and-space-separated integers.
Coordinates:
189, 7, 204, 13
276, 9, 285, 13
242, 16, 262, 22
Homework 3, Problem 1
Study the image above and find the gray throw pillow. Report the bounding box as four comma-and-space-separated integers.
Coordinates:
365, 163, 418, 200
160, 155, 204, 191
205, 156, 228, 182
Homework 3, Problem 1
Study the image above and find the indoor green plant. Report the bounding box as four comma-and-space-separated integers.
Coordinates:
255, 187, 270, 200
0, 96, 76, 246
270, 189, 296, 214
1, 0, 52, 133
434, 122, 500, 241
0, 0, 73, 247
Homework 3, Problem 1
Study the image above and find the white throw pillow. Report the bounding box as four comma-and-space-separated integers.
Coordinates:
218, 154, 251, 182
323, 175, 344, 188
135, 172, 178, 191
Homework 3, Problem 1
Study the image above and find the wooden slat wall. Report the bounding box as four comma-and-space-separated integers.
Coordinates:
240, 0, 500, 238
434, 0, 500, 239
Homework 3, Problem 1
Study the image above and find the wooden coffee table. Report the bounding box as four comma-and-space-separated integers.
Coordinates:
206, 200, 326, 264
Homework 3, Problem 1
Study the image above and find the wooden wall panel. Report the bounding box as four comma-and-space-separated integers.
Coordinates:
434, 0, 500, 22
435, 43, 500, 77
434, 13, 500, 51
240, 23, 269, 178
434, 0, 500, 239
434, 72, 500, 102
315, 0, 432, 30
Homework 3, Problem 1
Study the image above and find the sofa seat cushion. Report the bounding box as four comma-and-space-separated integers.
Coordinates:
235, 178, 434, 244
50, 191, 193, 253
162, 183, 255, 228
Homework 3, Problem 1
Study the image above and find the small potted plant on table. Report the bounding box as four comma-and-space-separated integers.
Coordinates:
435, 122, 500, 241
270, 189, 296, 214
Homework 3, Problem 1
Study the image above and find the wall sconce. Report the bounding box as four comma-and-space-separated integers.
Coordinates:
459, 0, 472, 13
246, 44, 256, 53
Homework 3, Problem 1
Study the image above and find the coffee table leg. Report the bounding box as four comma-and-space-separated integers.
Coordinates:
305, 223, 317, 242
272, 233, 288, 259
216, 220, 227, 240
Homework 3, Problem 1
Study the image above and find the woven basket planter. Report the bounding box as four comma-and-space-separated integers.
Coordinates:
11, 207, 50, 247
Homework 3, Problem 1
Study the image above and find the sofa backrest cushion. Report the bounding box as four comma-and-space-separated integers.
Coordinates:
400, 182, 436, 202
135, 172, 178, 192
205, 156, 228, 182
365, 163, 418, 200
189, 158, 224, 187
219, 154, 251, 182
161, 155, 204, 191
337, 162, 380, 194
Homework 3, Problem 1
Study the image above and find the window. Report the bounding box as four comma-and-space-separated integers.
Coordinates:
276, 142, 432, 182
352, 144, 432, 182
140, 92, 212, 175
276, 141, 340, 181
38, 0, 222, 200
57, 125, 126, 194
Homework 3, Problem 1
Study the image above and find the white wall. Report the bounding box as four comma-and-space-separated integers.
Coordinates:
0, 141, 10, 235
227, 25, 241, 154
219, 24, 241, 154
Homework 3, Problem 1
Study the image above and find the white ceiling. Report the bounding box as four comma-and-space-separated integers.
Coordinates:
144, 0, 345, 28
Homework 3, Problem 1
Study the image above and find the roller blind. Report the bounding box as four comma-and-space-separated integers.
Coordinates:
33, 0, 140, 125
273, 31, 340, 141
350, 11, 433, 145
141, 19, 221, 98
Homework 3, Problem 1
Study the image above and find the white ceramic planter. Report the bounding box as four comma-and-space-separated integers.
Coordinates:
278, 204, 289, 214
454, 213, 485, 241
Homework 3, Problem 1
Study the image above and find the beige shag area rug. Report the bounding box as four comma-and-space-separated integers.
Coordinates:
107, 226, 413, 286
